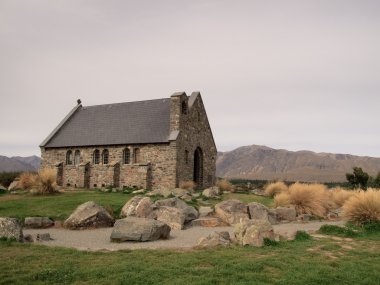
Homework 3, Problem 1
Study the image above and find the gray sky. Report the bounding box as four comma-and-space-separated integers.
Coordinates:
1, 0, 379, 157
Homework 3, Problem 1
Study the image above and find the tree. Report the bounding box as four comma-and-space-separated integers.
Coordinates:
346, 167, 369, 189
371, 172, 380, 188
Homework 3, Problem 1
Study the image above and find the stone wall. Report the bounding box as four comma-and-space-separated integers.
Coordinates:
41, 143, 177, 190
170, 92, 217, 189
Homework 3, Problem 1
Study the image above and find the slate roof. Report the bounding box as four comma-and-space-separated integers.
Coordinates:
41, 98, 172, 148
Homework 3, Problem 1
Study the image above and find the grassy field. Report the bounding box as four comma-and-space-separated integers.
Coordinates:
0, 191, 379, 284
0, 191, 273, 221
0, 229, 379, 285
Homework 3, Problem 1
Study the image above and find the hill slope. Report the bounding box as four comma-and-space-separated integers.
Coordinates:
0, 155, 41, 172
216, 145, 380, 182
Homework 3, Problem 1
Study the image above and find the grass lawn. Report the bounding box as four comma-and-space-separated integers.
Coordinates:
0, 231, 379, 285
0, 191, 133, 221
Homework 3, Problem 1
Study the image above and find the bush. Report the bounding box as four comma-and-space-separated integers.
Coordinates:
0, 172, 21, 188
274, 183, 330, 217
330, 188, 355, 208
179, 180, 196, 191
294, 231, 312, 241
34, 168, 58, 194
264, 181, 288, 197
19, 172, 37, 190
216, 179, 234, 192
342, 188, 380, 223
318, 225, 358, 237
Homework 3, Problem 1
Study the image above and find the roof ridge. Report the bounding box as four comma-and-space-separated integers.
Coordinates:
83, 97, 169, 108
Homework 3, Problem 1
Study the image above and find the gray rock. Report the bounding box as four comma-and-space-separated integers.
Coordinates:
202, 186, 221, 198
155, 197, 198, 222
0, 218, 23, 241
234, 219, 275, 247
8, 180, 20, 191
63, 201, 115, 230
0, 185, 7, 191
155, 206, 186, 230
275, 207, 296, 222
23, 234, 34, 243
37, 233, 52, 241
147, 188, 172, 198
191, 217, 228, 227
120, 196, 155, 219
248, 202, 277, 224
215, 199, 249, 225
199, 206, 214, 217
197, 231, 231, 248
110, 217, 171, 242
24, 217, 54, 229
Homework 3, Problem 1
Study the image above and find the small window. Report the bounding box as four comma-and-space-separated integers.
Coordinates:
74, 150, 80, 165
66, 150, 73, 165
134, 148, 140, 164
181, 101, 188, 114
185, 150, 189, 164
102, 149, 109, 164
123, 148, 130, 164
93, 149, 100, 164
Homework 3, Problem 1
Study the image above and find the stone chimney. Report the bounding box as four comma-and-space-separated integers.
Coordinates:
170, 91, 188, 132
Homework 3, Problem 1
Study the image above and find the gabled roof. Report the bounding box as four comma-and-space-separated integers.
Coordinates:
41, 98, 171, 148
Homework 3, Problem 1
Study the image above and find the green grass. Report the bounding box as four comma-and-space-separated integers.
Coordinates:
0, 231, 379, 285
0, 191, 133, 220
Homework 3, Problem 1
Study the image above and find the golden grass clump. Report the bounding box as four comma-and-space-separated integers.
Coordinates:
216, 179, 234, 192
35, 168, 58, 194
19, 172, 37, 190
274, 182, 330, 217
342, 188, 380, 223
179, 180, 196, 191
264, 181, 288, 197
330, 187, 355, 208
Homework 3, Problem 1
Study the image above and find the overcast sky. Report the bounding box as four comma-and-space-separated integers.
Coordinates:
1, 0, 379, 157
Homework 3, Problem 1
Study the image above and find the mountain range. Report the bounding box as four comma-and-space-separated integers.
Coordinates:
0, 155, 41, 172
216, 145, 380, 182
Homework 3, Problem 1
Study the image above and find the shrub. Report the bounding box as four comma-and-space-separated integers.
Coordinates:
294, 231, 311, 241
19, 172, 37, 190
34, 168, 58, 194
179, 180, 196, 191
342, 188, 380, 223
264, 181, 288, 197
318, 225, 357, 237
274, 183, 330, 217
330, 188, 355, 208
216, 179, 234, 192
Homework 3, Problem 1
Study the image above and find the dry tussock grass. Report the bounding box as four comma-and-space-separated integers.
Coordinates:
274, 183, 330, 217
342, 188, 380, 223
35, 168, 58, 194
216, 179, 234, 192
264, 181, 288, 197
19, 172, 37, 190
330, 188, 355, 208
179, 180, 196, 190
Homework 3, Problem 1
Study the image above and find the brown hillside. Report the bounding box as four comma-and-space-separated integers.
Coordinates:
216, 145, 380, 182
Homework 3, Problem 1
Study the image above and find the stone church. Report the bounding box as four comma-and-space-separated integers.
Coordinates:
40, 92, 217, 190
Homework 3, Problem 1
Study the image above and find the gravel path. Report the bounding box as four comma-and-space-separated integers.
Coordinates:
24, 220, 345, 251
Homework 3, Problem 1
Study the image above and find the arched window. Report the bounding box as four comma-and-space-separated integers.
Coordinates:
134, 148, 140, 164
66, 150, 73, 165
102, 149, 109, 165
123, 148, 130, 164
181, 101, 188, 114
93, 149, 100, 164
74, 150, 81, 165
185, 150, 189, 164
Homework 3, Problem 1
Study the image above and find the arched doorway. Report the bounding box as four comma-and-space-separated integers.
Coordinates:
193, 147, 203, 189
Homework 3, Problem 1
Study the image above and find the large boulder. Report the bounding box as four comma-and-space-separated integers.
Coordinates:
202, 186, 221, 198
110, 217, 171, 242
197, 231, 231, 248
275, 207, 296, 222
234, 219, 275, 247
214, 199, 249, 225
155, 197, 198, 222
24, 217, 54, 229
248, 202, 277, 224
0, 218, 23, 241
146, 188, 172, 198
63, 201, 115, 230
155, 206, 185, 230
199, 206, 214, 217
120, 196, 155, 218
191, 217, 228, 227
